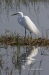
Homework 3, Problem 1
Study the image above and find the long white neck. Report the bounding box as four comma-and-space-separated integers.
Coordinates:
18, 12, 23, 25
18, 12, 23, 17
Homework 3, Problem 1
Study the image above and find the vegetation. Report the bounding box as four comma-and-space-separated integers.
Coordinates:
0, 1, 49, 75
0, 30, 49, 47
0, 0, 49, 14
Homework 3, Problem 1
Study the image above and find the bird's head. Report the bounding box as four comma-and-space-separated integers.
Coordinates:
11, 12, 23, 17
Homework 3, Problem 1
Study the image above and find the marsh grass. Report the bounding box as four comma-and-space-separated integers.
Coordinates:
0, 0, 49, 17
0, 55, 3, 69
0, 30, 49, 47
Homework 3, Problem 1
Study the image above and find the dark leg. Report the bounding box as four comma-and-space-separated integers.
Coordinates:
30, 32, 32, 39
25, 28, 26, 38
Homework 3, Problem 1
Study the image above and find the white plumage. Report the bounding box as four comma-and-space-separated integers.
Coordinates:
12, 12, 40, 36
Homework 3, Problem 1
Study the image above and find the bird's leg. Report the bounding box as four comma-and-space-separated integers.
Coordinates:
25, 28, 26, 38
30, 32, 32, 39
24, 28, 26, 43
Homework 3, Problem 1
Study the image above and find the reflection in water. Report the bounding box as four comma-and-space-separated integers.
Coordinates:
26, 47, 39, 65
0, 46, 49, 75
0, 0, 49, 75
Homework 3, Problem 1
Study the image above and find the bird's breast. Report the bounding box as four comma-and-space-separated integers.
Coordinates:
18, 18, 22, 25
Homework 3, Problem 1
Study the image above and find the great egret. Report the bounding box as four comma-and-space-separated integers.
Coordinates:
12, 12, 40, 37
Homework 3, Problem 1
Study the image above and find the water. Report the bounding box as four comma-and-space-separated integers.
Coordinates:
0, 0, 49, 75
0, 46, 49, 75
0, 1, 49, 38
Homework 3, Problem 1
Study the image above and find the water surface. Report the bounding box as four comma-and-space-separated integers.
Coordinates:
0, 1, 49, 75
0, 1, 49, 38
0, 46, 49, 75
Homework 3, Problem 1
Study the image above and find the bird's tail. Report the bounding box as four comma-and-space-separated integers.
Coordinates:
31, 26, 41, 36
35, 28, 41, 35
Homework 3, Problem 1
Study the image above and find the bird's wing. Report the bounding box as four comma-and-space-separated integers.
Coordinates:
22, 16, 40, 35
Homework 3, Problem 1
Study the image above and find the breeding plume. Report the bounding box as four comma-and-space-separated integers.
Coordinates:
12, 12, 40, 37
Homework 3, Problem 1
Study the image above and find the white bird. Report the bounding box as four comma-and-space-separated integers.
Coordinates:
12, 12, 40, 37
